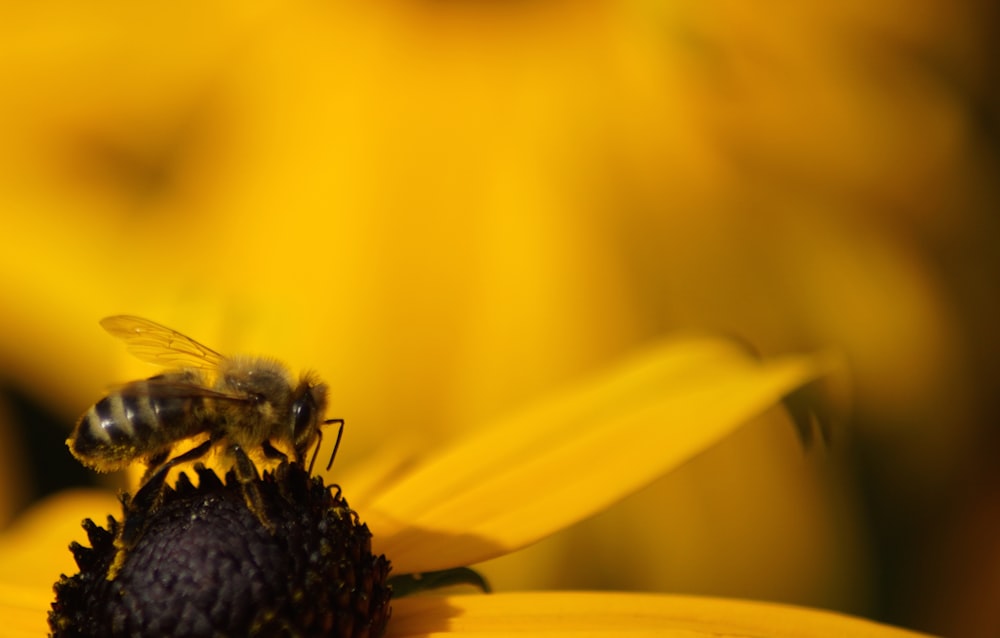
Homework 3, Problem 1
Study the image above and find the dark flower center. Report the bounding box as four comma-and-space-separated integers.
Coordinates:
50, 463, 392, 638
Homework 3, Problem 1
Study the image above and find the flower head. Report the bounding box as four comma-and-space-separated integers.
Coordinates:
50, 463, 391, 637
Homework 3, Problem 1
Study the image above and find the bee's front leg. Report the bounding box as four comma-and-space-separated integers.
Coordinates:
231, 444, 275, 534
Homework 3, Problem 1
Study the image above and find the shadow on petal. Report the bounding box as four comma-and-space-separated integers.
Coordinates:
368, 511, 507, 577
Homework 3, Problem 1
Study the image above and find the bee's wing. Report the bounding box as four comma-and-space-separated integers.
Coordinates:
112, 377, 253, 403
100, 315, 226, 370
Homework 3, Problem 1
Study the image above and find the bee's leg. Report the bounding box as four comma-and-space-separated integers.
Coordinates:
260, 439, 288, 463
116, 438, 215, 569
230, 444, 275, 533
140, 449, 171, 485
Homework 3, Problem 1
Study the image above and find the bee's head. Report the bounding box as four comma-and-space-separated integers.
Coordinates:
290, 376, 328, 458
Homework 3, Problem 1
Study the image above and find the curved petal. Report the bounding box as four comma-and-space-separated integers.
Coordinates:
389, 591, 931, 637
363, 337, 838, 574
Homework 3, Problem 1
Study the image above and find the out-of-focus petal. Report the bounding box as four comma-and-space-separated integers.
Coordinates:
363, 338, 837, 574
389, 591, 931, 637
0, 489, 121, 590
0, 581, 52, 638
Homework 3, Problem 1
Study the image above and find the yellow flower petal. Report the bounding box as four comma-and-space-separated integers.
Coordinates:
389, 592, 930, 637
0, 489, 121, 636
363, 338, 836, 574
0, 489, 121, 590
0, 581, 52, 638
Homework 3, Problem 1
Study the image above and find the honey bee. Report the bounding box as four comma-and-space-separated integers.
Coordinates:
68, 316, 341, 510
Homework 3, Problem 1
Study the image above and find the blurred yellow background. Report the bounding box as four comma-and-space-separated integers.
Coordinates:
0, 1, 997, 636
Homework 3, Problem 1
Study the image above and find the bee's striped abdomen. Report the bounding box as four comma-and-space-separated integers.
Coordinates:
68, 373, 209, 472
70, 396, 143, 471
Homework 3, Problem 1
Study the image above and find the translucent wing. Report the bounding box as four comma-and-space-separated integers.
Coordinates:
100, 315, 227, 370
112, 377, 253, 403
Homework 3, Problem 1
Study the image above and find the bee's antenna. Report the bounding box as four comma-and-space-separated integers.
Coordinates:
307, 428, 323, 476
325, 419, 345, 472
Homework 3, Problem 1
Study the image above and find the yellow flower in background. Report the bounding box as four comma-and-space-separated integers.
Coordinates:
0, 338, 924, 637
0, 1, 996, 636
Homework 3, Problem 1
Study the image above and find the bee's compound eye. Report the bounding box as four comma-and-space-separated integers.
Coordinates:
292, 390, 317, 440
